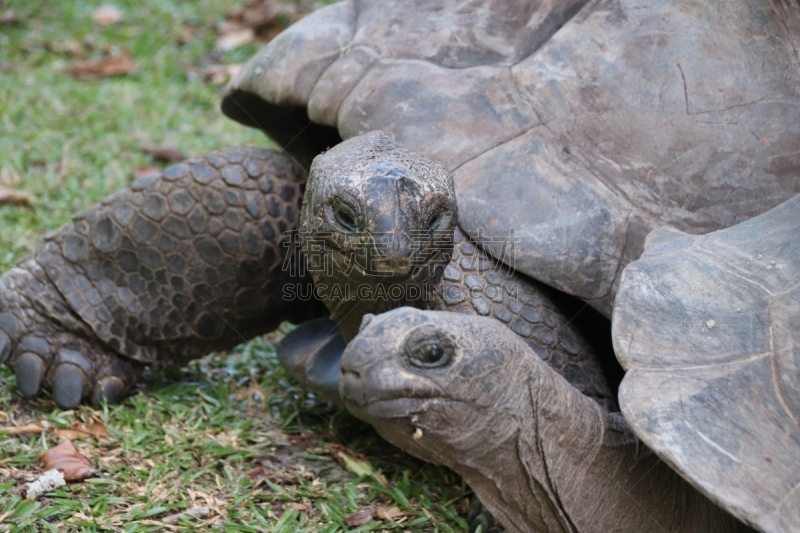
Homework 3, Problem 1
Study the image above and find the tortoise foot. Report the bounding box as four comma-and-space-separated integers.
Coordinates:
466, 496, 504, 533
1, 263, 143, 409
8, 329, 143, 409
276, 317, 345, 403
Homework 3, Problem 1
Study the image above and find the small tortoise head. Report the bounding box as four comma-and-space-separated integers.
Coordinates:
300, 132, 457, 334
340, 307, 527, 464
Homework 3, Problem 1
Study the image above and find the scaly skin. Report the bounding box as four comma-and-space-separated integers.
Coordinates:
438, 228, 613, 407
341, 309, 752, 533
0, 147, 325, 408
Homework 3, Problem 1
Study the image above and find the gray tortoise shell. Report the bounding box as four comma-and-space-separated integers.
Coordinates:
224, 0, 800, 316
613, 194, 800, 532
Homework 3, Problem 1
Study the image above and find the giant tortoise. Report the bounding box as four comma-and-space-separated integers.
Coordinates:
341, 194, 800, 532
0, 0, 797, 529
2, 0, 798, 408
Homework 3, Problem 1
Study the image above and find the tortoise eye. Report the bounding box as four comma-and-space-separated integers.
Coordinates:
409, 340, 452, 368
427, 212, 442, 232
336, 207, 357, 230
332, 199, 359, 232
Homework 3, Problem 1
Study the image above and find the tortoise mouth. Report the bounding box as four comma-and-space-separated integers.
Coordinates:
344, 397, 459, 422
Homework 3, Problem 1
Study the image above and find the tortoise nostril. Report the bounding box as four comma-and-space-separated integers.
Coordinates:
341, 366, 362, 382
375, 257, 412, 274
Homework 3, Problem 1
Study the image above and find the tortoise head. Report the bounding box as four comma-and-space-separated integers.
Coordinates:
340, 307, 526, 465
300, 132, 458, 337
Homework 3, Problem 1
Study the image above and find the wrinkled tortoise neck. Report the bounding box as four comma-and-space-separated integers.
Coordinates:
454, 354, 750, 533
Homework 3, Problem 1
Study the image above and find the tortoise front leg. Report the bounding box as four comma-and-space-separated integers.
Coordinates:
0, 147, 325, 409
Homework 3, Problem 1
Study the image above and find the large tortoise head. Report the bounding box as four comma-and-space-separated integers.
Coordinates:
300, 132, 458, 339
340, 308, 525, 464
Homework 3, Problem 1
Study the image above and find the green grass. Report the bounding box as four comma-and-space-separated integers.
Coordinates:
0, 1, 469, 531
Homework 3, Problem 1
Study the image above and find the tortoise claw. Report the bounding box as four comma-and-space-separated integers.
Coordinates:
91, 376, 128, 406
0, 330, 10, 364
52, 364, 86, 409
15, 352, 45, 398
6, 334, 141, 407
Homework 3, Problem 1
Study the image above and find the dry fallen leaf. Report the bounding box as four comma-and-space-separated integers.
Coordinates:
162, 506, 211, 525
222, 0, 307, 43
287, 502, 310, 511
196, 63, 242, 85
459, 497, 471, 515
0, 186, 32, 207
0, 8, 17, 24
215, 27, 255, 51
92, 5, 124, 25
175, 25, 200, 46
142, 145, 187, 163
325, 444, 388, 487
228, 0, 278, 29
39, 439, 97, 481
245, 466, 267, 480
133, 166, 161, 181
344, 508, 374, 527
375, 506, 406, 522
56, 417, 112, 441
67, 53, 134, 79
48, 39, 85, 59
0, 423, 43, 435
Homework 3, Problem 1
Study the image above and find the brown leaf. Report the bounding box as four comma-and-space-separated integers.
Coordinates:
0, 186, 32, 207
175, 26, 199, 46
245, 466, 267, 480
230, 0, 278, 28
215, 28, 255, 51
0, 8, 17, 24
325, 444, 388, 487
39, 440, 97, 481
223, 0, 306, 43
287, 502, 309, 511
0, 423, 43, 435
141, 145, 187, 163
67, 53, 134, 80
375, 506, 406, 522
459, 497, 471, 515
201, 63, 241, 85
162, 506, 211, 525
48, 39, 85, 59
56, 417, 112, 441
344, 508, 374, 527
92, 5, 124, 25
133, 166, 161, 181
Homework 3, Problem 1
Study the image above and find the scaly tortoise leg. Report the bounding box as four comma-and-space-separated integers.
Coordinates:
0, 147, 325, 409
